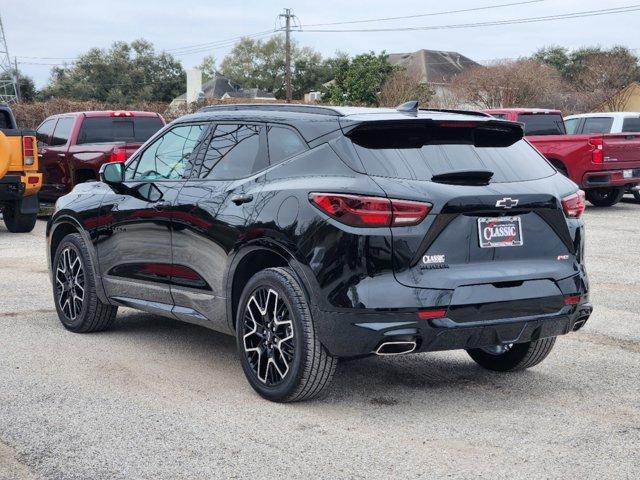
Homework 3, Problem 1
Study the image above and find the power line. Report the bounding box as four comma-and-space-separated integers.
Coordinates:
303, 0, 545, 27
300, 5, 640, 33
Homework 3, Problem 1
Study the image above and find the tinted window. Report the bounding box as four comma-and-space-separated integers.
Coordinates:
517, 114, 566, 135
198, 124, 266, 180
77, 116, 163, 144
564, 118, 581, 134
0, 110, 13, 129
582, 117, 614, 134
490, 113, 508, 119
51, 117, 75, 146
622, 117, 640, 133
36, 118, 57, 147
268, 126, 307, 165
127, 124, 205, 181
350, 131, 555, 183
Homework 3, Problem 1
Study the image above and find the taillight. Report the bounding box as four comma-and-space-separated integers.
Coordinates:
111, 111, 133, 117
22, 135, 35, 166
417, 308, 447, 320
564, 295, 581, 306
309, 193, 431, 228
562, 190, 586, 218
109, 147, 127, 163
589, 137, 603, 164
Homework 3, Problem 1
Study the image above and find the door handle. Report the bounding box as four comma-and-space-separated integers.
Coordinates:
231, 193, 253, 205
153, 200, 172, 211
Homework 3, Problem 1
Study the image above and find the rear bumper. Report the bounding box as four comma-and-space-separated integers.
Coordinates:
315, 301, 592, 358
582, 168, 640, 188
0, 173, 42, 200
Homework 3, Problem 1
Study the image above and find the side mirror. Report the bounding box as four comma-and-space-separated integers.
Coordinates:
100, 162, 124, 185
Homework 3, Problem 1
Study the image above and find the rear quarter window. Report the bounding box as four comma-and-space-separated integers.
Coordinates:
622, 117, 640, 133
582, 117, 614, 134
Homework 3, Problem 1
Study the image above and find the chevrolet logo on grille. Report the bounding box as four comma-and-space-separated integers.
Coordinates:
495, 197, 519, 209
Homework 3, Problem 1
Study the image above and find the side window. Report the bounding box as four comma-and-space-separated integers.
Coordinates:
198, 124, 266, 180
582, 117, 614, 135
564, 118, 580, 134
36, 118, 57, 148
622, 117, 640, 133
126, 124, 205, 181
50, 117, 75, 146
267, 126, 307, 165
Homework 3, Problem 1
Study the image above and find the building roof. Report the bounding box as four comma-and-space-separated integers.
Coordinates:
388, 49, 479, 85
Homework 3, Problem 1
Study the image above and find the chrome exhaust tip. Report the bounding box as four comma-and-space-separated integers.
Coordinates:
374, 340, 417, 356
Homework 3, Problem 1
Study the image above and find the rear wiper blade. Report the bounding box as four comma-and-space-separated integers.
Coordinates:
431, 169, 494, 186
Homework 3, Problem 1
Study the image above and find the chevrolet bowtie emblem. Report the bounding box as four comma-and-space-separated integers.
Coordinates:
495, 197, 519, 209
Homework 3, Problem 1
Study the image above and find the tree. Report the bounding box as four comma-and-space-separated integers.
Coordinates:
378, 70, 433, 107
43, 39, 185, 103
219, 35, 332, 99
0, 69, 37, 102
322, 52, 394, 106
197, 55, 217, 82
450, 58, 568, 109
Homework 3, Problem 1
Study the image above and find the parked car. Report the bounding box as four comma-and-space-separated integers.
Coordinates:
483, 108, 640, 207
0, 103, 42, 232
564, 112, 640, 201
36, 111, 165, 202
47, 103, 592, 402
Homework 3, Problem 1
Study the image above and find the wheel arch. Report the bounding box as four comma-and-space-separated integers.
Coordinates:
48, 214, 110, 304
226, 242, 315, 332
547, 157, 569, 177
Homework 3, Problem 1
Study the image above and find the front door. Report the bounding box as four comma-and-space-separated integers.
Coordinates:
39, 116, 75, 200
96, 123, 208, 315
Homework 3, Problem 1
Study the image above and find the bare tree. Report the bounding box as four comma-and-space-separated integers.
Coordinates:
449, 59, 568, 109
378, 70, 433, 107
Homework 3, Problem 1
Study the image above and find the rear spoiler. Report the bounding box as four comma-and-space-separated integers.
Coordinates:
344, 119, 524, 149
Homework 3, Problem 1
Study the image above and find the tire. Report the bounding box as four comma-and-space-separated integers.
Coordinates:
52, 233, 117, 333
633, 190, 640, 202
467, 337, 557, 372
585, 187, 625, 207
3, 204, 37, 233
235, 267, 337, 402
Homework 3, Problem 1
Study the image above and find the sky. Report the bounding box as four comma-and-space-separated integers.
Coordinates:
2, 0, 639, 88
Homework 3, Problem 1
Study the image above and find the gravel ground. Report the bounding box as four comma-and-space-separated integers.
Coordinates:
0, 200, 639, 479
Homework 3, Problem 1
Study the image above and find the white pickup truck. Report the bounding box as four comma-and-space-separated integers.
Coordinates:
564, 112, 640, 201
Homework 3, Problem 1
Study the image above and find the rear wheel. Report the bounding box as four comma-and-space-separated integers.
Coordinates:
633, 190, 640, 202
2, 204, 37, 233
53, 233, 117, 332
236, 267, 337, 402
585, 187, 624, 207
467, 337, 557, 372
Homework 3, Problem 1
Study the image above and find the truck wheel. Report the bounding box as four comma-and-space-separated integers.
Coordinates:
633, 190, 640, 202
236, 267, 337, 402
585, 187, 625, 207
2, 205, 37, 233
53, 233, 118, 332
467, 337, 556, 372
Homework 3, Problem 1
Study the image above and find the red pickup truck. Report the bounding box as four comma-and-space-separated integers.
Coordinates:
36, 111, 165, 201
483, 108, 640, 207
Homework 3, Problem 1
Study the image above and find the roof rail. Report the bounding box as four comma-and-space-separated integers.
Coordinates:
419, 108, 492, 118
198, 103, 343, 117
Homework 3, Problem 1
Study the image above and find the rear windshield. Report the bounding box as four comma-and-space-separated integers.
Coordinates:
517, 114, 566, 135
622, 117, 640, 133
77, 116, 163, 144
347, 125, 556, 183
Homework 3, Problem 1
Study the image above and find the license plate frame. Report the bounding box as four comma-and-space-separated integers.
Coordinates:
478, 216, 523, 248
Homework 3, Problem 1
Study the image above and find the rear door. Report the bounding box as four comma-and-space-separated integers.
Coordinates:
345, 121, 577, 297
40, 116, 75, 199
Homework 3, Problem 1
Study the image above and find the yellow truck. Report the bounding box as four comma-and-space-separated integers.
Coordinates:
0, 103, 42, 232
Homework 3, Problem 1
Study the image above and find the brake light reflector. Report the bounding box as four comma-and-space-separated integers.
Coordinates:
564, 295, 581, 305
417, 308, 447, 319
22, 135, 35, 166
309, 193, 431, 227
562, 190, 586, 218
589, 137, 603, 164
109, 147, 127, 163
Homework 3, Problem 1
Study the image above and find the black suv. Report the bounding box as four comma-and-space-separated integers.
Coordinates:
47, 103, 592, 402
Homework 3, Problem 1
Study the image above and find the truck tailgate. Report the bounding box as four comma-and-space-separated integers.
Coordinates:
602, 133, 640, 166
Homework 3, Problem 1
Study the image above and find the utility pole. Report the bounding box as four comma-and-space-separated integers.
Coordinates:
0, 13, 18, 104
14, 57, 20, 102
278, 8, 299, 103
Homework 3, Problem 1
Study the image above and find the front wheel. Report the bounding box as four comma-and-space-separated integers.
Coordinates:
3, 204, 37, 233
585, 187, 624, 207
467, 337, 557, 372
236, 267, 337, 402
